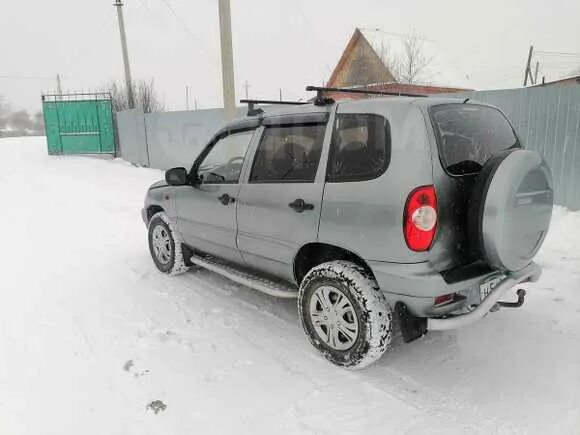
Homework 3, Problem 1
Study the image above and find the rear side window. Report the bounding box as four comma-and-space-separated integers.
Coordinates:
249, 124, 326, 183
430, 104, 519, 176
327, 113, 390, 182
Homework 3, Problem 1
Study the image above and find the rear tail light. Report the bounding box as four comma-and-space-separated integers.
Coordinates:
404, 185, 438, 252
434, 293, 454, 306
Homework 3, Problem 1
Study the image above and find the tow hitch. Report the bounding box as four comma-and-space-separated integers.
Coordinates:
497, 288, 526, 308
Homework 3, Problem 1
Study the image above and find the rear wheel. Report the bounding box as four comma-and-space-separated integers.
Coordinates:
148, 212, 191, 275
298, 261, 392, 369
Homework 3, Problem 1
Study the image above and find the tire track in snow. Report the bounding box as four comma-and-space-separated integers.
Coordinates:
144, 268, 517, 433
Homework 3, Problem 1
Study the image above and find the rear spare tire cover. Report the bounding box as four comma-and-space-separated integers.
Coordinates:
469, 149, 553, 272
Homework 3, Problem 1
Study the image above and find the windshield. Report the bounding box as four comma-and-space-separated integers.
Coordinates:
430, 104, 519, 175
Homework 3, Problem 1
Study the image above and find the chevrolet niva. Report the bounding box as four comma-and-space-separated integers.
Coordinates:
142, 92, 553, 368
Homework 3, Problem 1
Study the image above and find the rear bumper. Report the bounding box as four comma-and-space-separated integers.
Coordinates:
368, 259, 541, 318
428, 262, 541, 330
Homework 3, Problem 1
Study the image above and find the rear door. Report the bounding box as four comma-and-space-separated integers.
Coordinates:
236, 112, 332, 281
425, 103, 522, 271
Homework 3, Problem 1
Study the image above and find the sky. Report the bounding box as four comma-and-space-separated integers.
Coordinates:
1, 0, 580, 113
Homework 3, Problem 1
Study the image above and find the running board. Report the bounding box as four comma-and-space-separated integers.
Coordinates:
189, 254, 298, 299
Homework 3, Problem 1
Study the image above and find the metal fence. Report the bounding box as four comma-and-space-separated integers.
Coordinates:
116, 86, 580, 210
116, 107, 244, 171
42, 93, 115, 155
442, 86, 580, 210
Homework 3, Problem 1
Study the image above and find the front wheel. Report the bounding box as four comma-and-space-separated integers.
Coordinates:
298, 261, 392, 369
148, 212, 191, 275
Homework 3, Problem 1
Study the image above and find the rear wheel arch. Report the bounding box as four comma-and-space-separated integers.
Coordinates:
293, 242, 375, 285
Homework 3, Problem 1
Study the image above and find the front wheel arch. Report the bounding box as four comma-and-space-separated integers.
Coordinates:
146, 205, 165, 224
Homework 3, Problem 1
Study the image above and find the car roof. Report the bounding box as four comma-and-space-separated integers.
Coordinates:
220, 95, 489, 133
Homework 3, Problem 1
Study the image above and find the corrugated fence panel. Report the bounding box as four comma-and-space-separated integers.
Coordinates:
439, 86, 580, 210
116, 107, 246, 171
115, 89, 580, 209
116, 109, 149, 166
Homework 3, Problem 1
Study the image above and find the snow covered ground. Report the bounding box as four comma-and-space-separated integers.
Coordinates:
0, 136, 579, 435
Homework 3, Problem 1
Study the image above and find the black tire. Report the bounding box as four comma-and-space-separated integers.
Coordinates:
148, 212, 191, 275
298, 261, 392, 369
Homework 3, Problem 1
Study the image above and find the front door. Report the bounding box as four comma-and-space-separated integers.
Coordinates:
173, 129, 255, 264
237, 115, 331, 281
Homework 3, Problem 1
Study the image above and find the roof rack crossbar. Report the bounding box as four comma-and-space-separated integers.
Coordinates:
239, 99, 308, 106
305, 85, 428, 98
240, 98, 308, 116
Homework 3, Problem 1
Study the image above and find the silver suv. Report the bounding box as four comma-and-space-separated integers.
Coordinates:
142, 95, 553, 368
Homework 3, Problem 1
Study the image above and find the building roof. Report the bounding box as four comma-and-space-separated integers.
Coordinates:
539, 75, 580, 86
327, 28, 474, 97
322, 82, 470, 101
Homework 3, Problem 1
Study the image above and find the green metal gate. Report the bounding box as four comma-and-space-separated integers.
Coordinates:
42, 93, 116, 155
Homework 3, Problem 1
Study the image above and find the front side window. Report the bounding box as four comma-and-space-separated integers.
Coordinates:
430, 104, 519, 176
327, 113, 390, 182
249, 124, 326, 183
197, 130, 254, 184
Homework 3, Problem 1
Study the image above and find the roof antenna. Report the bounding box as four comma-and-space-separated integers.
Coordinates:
463, 97, 470, 104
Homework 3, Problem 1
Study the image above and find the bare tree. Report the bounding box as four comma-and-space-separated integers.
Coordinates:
136, 80, 164, 113
31, 112, 45, 135
398, 32, 434, 84
105, 79, 164, 113
377, 31, 435, 84
9, 110, 32, 131
378, 43, 402, 83
0, 95, 9, 131
0, 97, 44, 137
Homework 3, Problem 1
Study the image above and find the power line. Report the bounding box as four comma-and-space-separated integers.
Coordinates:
535, 50, 580, 58
0, 75, 57, 80
360, 27, 437, 43
159, 0, 207, 53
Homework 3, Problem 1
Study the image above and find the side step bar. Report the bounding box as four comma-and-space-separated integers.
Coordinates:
189, 254, 298, 299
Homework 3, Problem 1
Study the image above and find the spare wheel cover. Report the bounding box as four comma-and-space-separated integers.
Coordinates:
473, 149, 553, 272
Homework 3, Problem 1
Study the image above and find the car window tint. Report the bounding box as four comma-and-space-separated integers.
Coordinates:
327, 113, 390, 182
249, 124, 326, 183
430, 104, 519, 176
198, 130, 254, 184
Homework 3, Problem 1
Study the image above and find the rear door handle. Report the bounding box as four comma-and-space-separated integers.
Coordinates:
288, 198, 314, 213
218, 193, 236, 205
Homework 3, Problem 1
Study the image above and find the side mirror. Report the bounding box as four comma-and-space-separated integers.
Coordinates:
165, 167, 188, 186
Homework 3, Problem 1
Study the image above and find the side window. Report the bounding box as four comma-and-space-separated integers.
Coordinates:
197, 130, 254, 184
249, 124, 326, 183
327, 114, 391, 182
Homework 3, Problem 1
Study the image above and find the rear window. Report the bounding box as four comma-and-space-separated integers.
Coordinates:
430, 104, 519, 176
326, 113, 390, 182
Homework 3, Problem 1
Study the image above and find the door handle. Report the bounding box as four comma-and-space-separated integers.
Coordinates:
218, 193, 236, 205
288, 198, 314, 213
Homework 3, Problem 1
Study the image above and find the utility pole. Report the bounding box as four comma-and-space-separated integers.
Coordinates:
185, 85, 190, 110
114, 0, 135, 109
279, 88, 282, 101
218, 0, 236, 120
243, 80, 250, 99
523, 45, 533, 87
56, 74, 63, 95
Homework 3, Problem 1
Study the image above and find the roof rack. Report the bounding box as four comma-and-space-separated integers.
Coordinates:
240, 98, 308, 116
306, 85, 428, 103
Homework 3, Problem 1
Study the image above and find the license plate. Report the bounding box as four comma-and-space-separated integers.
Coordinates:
479, 274, 506, 301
